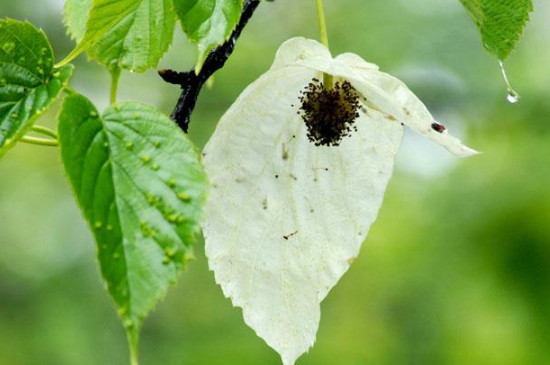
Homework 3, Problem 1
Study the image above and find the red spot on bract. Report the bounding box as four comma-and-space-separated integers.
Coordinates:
431, 122, 446, 133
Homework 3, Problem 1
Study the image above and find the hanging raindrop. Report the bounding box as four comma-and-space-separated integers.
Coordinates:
498, 60, 520, 104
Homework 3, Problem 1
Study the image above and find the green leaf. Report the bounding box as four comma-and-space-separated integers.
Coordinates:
58, 93, 208, 354
0, 18, 73, 160
173, 0, 244, 71
60, 0, 176, 72
63, 0, 91, 41
460, 0, 534, 60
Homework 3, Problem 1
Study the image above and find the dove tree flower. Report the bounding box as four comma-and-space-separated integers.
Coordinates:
1, 0, 536, 363
201, 37, 477, 365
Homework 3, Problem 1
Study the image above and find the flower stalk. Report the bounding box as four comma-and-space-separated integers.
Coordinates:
315, 0, 333, 89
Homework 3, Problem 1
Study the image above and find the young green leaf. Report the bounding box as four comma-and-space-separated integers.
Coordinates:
60, 0, 176, 72
58, 93, 208, 358
0, 18, 73, 160
173, 0, 244, 71
460, 0, 534, 60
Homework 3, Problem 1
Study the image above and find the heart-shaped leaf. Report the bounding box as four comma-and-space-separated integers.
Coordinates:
58, 93, 208, 356
61, 0, 175, 72
0, 18, 73, 160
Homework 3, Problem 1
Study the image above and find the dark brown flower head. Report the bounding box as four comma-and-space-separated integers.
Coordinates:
298, 78, 361, 147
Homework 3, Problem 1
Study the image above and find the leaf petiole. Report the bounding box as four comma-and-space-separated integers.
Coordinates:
20, 135, 58, 147
31, 125, 59, 139
110, 66, 122, 105
127, 331, 139, 365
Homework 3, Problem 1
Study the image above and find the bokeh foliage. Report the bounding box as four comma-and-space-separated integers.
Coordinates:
1, 0, 549, 364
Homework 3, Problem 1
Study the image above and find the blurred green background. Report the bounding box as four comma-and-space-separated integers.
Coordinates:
1, 0, 550, 364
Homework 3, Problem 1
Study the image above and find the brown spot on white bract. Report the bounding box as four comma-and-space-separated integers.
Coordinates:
431, 122, 446, 133
283, 230, 298, 240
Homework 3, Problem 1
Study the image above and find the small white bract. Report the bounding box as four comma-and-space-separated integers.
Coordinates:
201, 37, 476, 365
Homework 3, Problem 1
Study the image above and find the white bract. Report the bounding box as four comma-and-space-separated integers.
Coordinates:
201, 37, 476, 365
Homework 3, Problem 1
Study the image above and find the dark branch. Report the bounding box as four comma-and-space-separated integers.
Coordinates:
159, 0, 261, 132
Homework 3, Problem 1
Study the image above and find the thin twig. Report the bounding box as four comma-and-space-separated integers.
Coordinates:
159, 0, 262, 132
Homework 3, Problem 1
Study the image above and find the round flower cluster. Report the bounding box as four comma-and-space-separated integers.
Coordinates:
298, 78, 361, 146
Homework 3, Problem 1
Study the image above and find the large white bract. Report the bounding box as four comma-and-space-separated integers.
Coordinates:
201, 38, 476, 365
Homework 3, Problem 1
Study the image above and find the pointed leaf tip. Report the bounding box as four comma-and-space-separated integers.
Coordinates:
460, 0, 534, 60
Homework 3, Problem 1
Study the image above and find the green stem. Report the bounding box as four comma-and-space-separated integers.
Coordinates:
31, 125, 58, 139
129, 344, 139, 365
126, 329, 140, 365
110, 67, 122, 105
315, 0, 333, 89
20, 136, 58, 147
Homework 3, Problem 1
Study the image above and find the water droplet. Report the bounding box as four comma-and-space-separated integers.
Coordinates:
141, 155, 151, 164
151, 164, 160, 171
167, 178, 176, 188
125, 141, 133, 150
165, 248, 176, 257
498, 60, 520, 104
124, 319, 134, 328
162, 256, 170, 265
103, 141, 109, 148
153, 141, 161, 148
167, 214, 179, 223
506, 89, 520, 104
94, 221, 103, 229
177, 192, 190, 201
